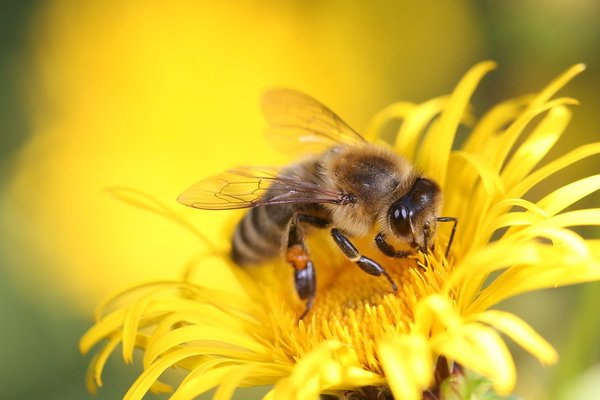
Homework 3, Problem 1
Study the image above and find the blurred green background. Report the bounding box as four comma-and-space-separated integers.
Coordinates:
1, 1, 599, 399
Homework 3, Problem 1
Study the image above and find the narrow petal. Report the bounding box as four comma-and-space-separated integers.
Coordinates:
143, 325, 269, 367
170, 362, 242, 400
464, 95, 531, 152
444, 242, 542, 309
445, 151, 505, 249
482, 197, 560, 243
213, 364, 264, 400
508, 143, 600, 198
470, 243, 600, 311
418, 296, 516, 395
500, 209, 600, 248
433, 324, 516, 395
149, 380, 173, 394
493, 198, 550, 216
536, 175, 600, 216
124, 348, 220, 400
417, 61, 497, 187
482, 212, 543, 243
122, 296, 155, 363
80, 307, 129, 355
500, 106, 571, 188
394, 96, 451, 162
378, 334, 433, 400
455, 151, 505, 194
520, 209, 600, 233
364, 101, 416, 142
473, 310, 558, 365
414, 295, 459, 335
482, 98, 577, 175
85, 334, 122, 393
273, 341, 381, 400
530, 63, 586, 108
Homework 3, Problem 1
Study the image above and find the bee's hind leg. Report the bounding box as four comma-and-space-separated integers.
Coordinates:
286, 217, 316, 320
294, 261, 315, 320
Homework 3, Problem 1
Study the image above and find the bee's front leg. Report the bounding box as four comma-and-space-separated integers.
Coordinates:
286, 216, 316, 320
375, 232, 413, 258
330, 228, 398, 293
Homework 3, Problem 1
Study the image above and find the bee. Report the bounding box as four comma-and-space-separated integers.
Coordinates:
178, 89, 457, 318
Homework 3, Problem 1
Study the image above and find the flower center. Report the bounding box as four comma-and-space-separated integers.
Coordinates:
265, 243, 450, 372
310, 256, 418, 326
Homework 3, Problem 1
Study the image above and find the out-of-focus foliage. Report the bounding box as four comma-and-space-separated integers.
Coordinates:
0, 1, 598, 399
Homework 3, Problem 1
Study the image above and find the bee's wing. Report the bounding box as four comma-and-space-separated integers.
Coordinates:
178, 166, 345, 210
262, 89, 366, 154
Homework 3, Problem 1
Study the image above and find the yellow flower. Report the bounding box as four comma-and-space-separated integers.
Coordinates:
81, 62, 600, 400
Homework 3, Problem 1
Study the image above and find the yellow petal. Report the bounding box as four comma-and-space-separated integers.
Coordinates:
450, 151, 505, 198
149, 380, 173, 394
530, 63, 586, 108
414, 294, 460, 334
536, 175, 600, 216
417, 61, 497, 187
124, 348, 221, 400
378, 334, 433, 400
484, 198, 549, 235
213, 364, 263, 400
494, 198, 550, 216
508, 143, 600, 198
484, 98, 578, 175
524, 209, 600, 232
144, 325, 269, 367
84, 334, 121, 393
445, 151, 505, 247
433, 324, 515, 395
170, 362, 241, 400
394, 96, 450, 161
80, 307, 128, 355
364, 101, 416, 142
444, 242, 541, 309
274, 341, 381, 400
470, 243, 600, 312
500, 106, 571, 188
122, 295, 155, 363
464, 95, 531, 152
473, 310, 558, 365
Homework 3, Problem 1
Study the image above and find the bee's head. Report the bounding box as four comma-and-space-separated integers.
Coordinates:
387, 177, 442, 252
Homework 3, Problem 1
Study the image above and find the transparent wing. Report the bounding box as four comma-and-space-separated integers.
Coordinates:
262, 89, 366, 154
177, 166, 346, 210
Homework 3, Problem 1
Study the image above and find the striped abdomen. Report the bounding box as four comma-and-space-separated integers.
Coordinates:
230, 204, 294, 266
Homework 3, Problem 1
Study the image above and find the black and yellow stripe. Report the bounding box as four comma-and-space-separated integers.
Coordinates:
230, 205, 294, 265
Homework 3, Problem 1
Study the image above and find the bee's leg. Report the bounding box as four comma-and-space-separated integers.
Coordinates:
331, 228, 398, 293
286, 217, 316, 319
436, 216, 458, 258
294, 261, 315, 320
375, 232, 412, 258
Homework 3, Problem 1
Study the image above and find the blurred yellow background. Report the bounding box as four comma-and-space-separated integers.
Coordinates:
0, 1, 598, 399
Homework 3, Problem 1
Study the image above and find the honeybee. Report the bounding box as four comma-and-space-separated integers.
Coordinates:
178, 89, 456, 318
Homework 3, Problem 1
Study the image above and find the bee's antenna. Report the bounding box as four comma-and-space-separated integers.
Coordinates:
436, 216, 458, 259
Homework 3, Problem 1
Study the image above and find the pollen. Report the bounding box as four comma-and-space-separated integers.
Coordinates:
269, 249, 451, 374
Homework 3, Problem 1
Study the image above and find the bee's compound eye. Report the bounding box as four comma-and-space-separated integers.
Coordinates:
389, 202, 412, 237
